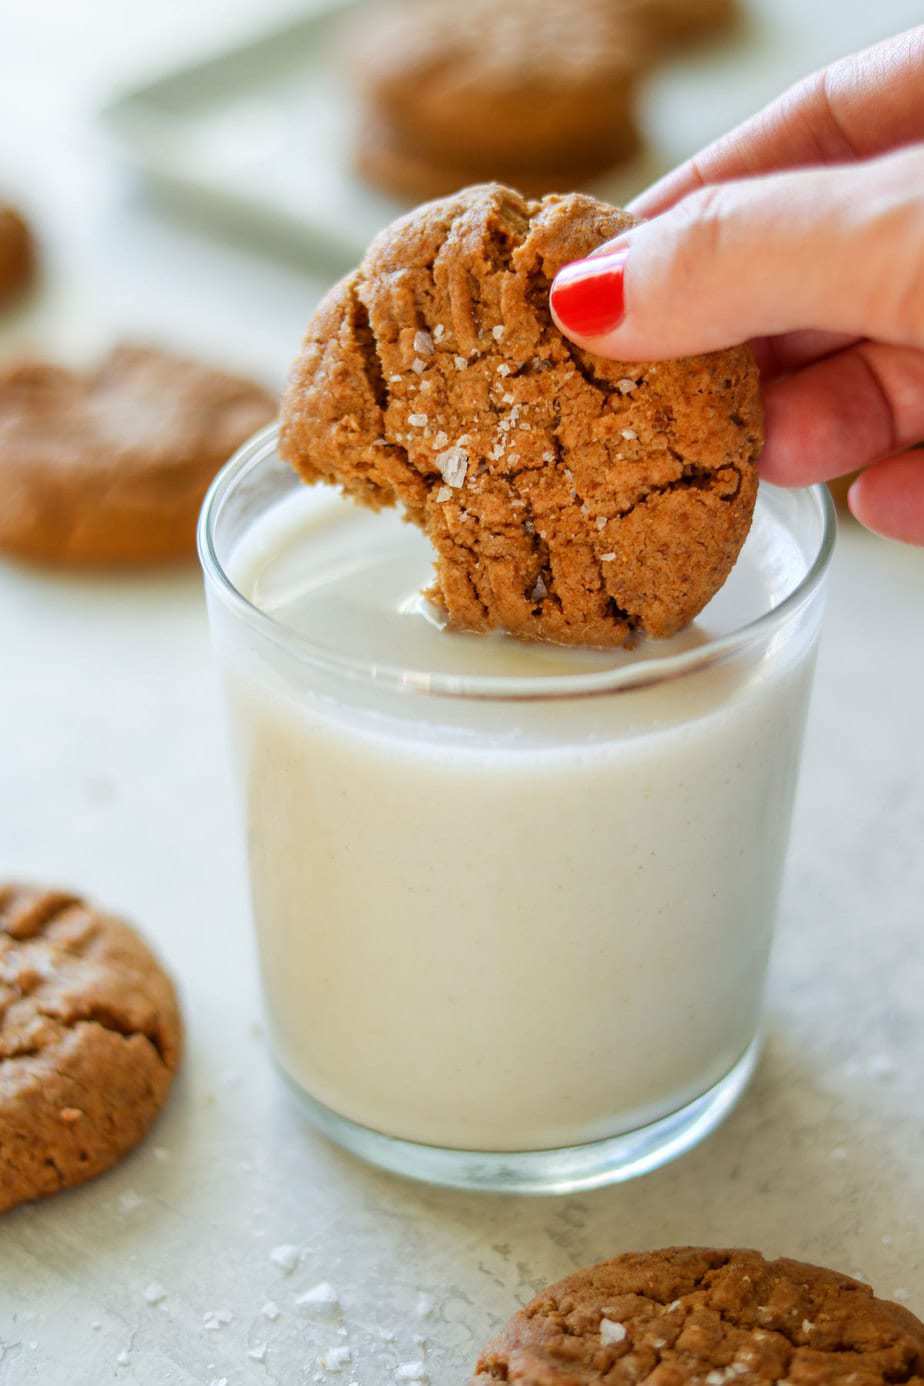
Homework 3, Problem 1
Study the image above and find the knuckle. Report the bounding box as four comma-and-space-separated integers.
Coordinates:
672, 182, 731, 266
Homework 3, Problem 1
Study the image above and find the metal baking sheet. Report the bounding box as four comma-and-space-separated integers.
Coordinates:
99, 0, 664, 274
101, 0, 410, 270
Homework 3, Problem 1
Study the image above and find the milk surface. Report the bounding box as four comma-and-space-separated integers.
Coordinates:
221, 488, 817, 1151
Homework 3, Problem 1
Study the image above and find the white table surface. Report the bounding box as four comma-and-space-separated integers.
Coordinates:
1, 1, 923, 1382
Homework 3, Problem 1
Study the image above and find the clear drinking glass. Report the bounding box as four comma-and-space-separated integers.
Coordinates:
199, 424, 835, 1194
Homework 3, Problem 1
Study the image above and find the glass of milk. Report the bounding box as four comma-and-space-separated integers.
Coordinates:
199, 424, 835, 1194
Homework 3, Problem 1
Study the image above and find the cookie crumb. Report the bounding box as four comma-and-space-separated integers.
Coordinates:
297, 1283, 341, 1315
203, 1309, 233, 1330
270, 1244, 301, 1273
395, 1364, 428, 1382
320, 1346, 352, 1371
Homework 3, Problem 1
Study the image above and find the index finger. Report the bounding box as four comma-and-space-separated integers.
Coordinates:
629, 25, 924, 218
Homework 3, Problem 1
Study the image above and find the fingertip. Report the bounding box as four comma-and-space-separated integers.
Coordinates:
845, 453, 924, 545
549, 249, 629, 342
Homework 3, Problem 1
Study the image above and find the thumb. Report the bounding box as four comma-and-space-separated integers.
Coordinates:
549, 144, 924, 360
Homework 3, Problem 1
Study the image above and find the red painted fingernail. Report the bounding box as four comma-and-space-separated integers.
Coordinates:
550, 248, 629, 338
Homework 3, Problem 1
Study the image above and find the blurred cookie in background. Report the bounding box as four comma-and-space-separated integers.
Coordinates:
0, 205, 36, 309
623, 0, 740, 51
349, 0, 645, 202
0, 344, 276, 567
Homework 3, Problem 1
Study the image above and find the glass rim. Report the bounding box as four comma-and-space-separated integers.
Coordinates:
198, 424, 836, 703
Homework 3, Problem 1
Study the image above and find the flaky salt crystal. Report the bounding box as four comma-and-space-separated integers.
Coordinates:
458, 434, 471, 445
395, 1365, 428, 1382
411, 358, 426, 374
408, 413, 428, 427
320, 1346, 352, 1371
436, 446, 469, 487
433, 431, 449, 448
454, 355, 468, 370
543, 451, 555, 463
496, 363, 510, 376
492, 325, 505, 341
600, 1320, 626, 1345
601, 552, 616, 562
270, 1244, 300, 1273
433, 324, 445, 341
621, 427, 637, 440
502, 393, 515, 405
530, 576, 547, 602
617, 378, 637, 394
389, 374, 402, 383
414, 329, 434, 355
596, 515, 607, 530
297, 1282, 340, 1314
436, 486, 452, 502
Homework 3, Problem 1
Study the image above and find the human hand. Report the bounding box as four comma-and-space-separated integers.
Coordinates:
549, 27, 924, 543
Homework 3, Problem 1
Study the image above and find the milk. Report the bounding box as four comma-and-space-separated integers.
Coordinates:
217, 483, 822, 1153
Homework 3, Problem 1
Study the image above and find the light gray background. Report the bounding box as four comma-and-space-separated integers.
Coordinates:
1, 1, 922, 1382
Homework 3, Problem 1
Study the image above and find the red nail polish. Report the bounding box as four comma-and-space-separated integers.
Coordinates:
550, 249, 629, 338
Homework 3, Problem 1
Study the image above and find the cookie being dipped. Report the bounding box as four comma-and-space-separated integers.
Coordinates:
472, 1247, 924, 1385
281, 183, 762, 648
0, 884, 182, 1214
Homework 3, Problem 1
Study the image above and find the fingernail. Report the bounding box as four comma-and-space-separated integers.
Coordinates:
550, 248, 629, 338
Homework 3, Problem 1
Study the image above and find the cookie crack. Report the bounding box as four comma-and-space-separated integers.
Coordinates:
349, 282, 389, 413
0, 888, 80, 943
2, 1006, 170, 1069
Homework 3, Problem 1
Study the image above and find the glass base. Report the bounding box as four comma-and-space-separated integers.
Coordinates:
278, 1039, 759, 1195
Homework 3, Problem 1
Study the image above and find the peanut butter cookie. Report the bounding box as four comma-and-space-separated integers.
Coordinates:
0, 204, 35, 308
349, 0, 643, 202
632, 0, 739, 48
472, 1247, 924, 1385
281, 184, 762, 648
0, 884, 182, 1214
0, 344, 276, 566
